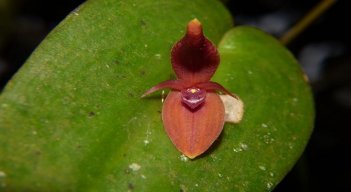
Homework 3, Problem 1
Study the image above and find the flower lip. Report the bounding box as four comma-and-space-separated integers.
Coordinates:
181, 88, 206, 110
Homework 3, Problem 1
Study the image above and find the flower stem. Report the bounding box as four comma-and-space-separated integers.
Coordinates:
280, 0, 337, 45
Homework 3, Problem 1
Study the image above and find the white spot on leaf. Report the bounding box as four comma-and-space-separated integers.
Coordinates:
154, 53, 162, 59
259, 165, 266, 171
233, 142, 249, 152
240, 143, 248, 150
288, 143, 294, 149
129, 163, 141, 171
179, 154, 189, 162
220, 95, 244, 123
0, 171, 6, 187
0, 171, 6, 178
263, 132, 275, 144
266, 182, 273, 190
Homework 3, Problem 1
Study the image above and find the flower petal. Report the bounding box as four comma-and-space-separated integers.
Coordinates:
171, 19, 220, 84
141, 80, 186, 97
196, 81, 239, 99
162, 91, 225, 158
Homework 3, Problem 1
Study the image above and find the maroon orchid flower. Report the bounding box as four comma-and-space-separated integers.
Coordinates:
142, 19, 238, 159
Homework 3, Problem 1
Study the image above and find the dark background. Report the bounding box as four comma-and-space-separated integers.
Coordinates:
1, 0, 350, 191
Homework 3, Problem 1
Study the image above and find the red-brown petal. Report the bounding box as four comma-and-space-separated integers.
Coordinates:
196, 81, 239, 99
171, 19, 220, 84
162, 91, 225, 158
141, 80, 186, 97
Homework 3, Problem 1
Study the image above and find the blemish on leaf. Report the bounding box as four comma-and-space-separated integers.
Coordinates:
261, 123, 268, 128
88, 111, 95, 117
76, 144, 82, 149
263, 133, 275, 144
71, 8, 80, 16
140, 19, 146, 27
259, 165, 266, 171
233, 143, 248, 152
220, 95, 244, 123
180, 184, 187, 192
266, 182, 273, 190
179, 154, 189, 162
143, 126, 152, 146
129, 163, 141, 171
125, 116, 138, 126
33, 150, 41, 156
0, 171, 6, 187
154, 53, 162, 59
240, 143, 248, 150
210, 154, 218, 161
113, 60, 120, 65
292, 97, 299, 103
124, 168, 130, 175
288, 143, 294, 149
139, 70, 146, 76
0, 171, 6, 178
128, 183, 134, 191
116, 74, 127, 79
303, 73, 309, 83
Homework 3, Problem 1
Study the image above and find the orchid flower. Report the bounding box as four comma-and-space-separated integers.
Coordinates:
142, 19, 238, 158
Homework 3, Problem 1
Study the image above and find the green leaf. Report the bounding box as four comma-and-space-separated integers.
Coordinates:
214, 27, 314, 191
0, 0, 314, 192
